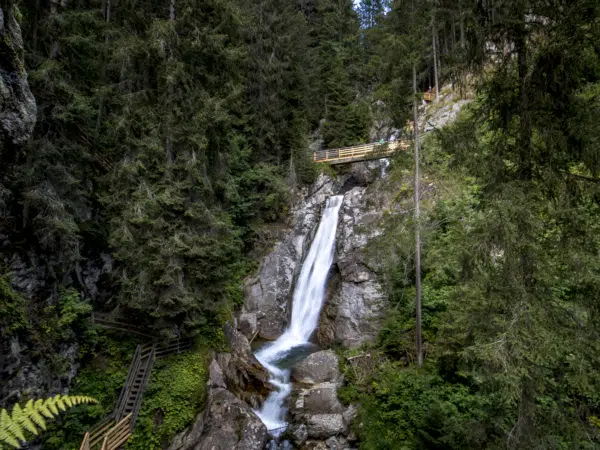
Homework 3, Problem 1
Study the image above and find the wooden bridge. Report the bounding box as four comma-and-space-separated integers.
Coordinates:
313, 139, 411, 165
80, 314, 193, 450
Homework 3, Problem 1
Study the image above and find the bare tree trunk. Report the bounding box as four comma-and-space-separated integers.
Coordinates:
170, 0, 175, 21
451, 18, 456, 51
432, 15, 440, 102
460, 9, 466, 49
413, 63, 422, 368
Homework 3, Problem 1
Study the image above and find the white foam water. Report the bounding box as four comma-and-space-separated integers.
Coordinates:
253, 195, 344, 434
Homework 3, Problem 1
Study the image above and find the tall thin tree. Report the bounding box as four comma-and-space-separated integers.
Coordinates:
431, 11, 439, 102
413, 63, 422, 367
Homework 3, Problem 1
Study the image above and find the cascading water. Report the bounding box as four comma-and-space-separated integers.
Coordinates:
254, 195, 344, 435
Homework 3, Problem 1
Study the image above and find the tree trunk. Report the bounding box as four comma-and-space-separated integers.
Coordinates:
460, 10, 465, 49
432, 16, 440, 102
170, 0, 175, 21
413, 63, 422, 368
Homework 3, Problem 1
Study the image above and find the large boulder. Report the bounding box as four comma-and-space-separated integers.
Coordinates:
168, 388, 268, 450
292, 382, 344, 417
215, 324, 270, 407
291, 350, 339, 384
306, 414, 347, 439
302, 384, 344, 414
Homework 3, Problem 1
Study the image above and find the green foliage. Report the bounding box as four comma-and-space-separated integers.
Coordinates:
0, 395, 97, 450
40, 336, 137, 450
0, 275, 27, 336
126, 350, 209, 450
361, 368, 489, 449
30, 287, 94, 374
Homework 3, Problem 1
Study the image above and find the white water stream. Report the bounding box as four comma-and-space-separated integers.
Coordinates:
254, 195, 344, 434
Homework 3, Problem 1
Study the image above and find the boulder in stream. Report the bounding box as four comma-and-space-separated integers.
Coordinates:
291, 349, 339, 384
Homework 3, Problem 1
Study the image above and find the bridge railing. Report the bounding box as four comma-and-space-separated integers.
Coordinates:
314, 140, 410, 164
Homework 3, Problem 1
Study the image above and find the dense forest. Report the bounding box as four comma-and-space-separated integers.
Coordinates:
1, 0, 600, 448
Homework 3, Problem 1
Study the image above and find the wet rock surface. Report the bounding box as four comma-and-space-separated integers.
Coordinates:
241, 173, 341, 341
215, 324, 271, 408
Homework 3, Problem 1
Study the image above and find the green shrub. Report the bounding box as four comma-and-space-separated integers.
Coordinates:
126, 349, 209, 450
360, 367, 490, 450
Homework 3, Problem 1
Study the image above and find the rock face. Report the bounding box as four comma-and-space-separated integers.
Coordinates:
168, 331, 270, 450
168, 388, 268, 450
240, 160, 391, 348
240, 173, 340, 341
215, 324, 271, 408
291, 350, 339, 384
0, 252, 114, 406
0, 0, 36, 144
318, 161, 392, 349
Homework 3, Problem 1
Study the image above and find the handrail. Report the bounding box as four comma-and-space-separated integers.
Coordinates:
131, 345, 155, 430
314, 133, 429, 165
99, 413, 132, 450
114, 344, 141, 421
88, 415, 116, 448
79, 432, 90, 450
155, 338, 194, 358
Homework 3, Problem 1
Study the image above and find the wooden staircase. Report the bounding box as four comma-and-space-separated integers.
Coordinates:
79, 322, 194, 450
114, 342, 156, 427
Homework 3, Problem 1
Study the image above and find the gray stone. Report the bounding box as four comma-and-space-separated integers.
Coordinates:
291, 350, 339, 384
168, 388, 268, 450
241, 173, 341, 341
0, 1, 36, 144
302, 383, 344, 414
289, 423, 308, 446
326, 436, 343, 450
215, 324, 271, 407
208, 359, 226, 390
342, 404, 358, 425
307, 414, 347, 439
238, 312, 257, 340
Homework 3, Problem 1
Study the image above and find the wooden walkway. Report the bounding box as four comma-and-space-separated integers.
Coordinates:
81, 314, 193, 449
313, 140, 411, 165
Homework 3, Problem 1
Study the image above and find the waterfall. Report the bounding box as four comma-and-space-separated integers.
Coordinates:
254, 195, 344, 434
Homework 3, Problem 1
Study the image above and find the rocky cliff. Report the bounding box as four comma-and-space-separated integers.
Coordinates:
0, 0, 36, 145
241, 159, 392, 350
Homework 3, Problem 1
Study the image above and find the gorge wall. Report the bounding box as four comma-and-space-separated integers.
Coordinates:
170, 158, 397, 450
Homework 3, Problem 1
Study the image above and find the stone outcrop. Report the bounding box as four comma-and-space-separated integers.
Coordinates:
215, 324, 271, 408
168, 386, 268, 450
168, 344, 269, 450
291, 350, 339, 385
0, 0, 36, 144
318, 161, 392, 349
306, 414, 347, 439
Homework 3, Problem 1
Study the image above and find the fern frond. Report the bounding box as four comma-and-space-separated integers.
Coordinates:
44, 398, 59, 416
0, 409, 21, 448
8, 406, 26, 442
19, 402, 40, 436
0, 395, 97, 449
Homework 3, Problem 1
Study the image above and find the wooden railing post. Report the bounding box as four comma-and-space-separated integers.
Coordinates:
79, 432, 90, 450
